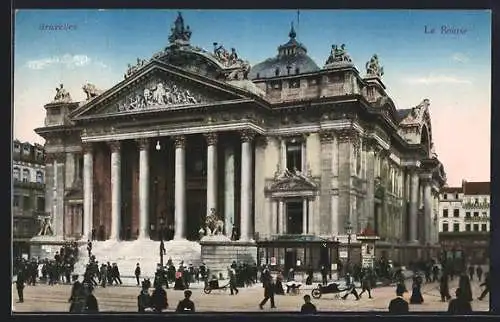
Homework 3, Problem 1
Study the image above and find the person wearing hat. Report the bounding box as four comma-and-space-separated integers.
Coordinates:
176, 290, 195, 313
448, 288, 473, 314
151, 283, 168, 313
388, 284, 409, 314
300, 295, 317, 314
84, 284, 99, 313
137, 281, 152, 313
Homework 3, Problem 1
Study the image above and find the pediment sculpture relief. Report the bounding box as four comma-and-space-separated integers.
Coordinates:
115, 78, 208, 112
269, 165, 317, 192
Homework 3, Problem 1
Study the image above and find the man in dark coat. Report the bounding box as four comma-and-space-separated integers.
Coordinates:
84, 285, 99, 313
229, 267, 239, 295
388, 284, 409, 314
439, 274, 451, 302
300, 295, 317, 314
468, 265, 475, 281
16, 269, 26, 303
176, 290, 195, 313
448, 288, 473, 314
358, 270, 373, 299
478, 272, 490, 301
137, 282, 151, 313
476, 265, 483, 282
135, 263, 141, 286
341, 273, 360, 300
259, 268, 276, 309
458, 274, 473, 302
151, 284, 168, 313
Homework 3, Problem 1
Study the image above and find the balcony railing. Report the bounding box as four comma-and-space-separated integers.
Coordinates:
464, 216, 490, 222
13, 181, 45, 189
462, 202, 490, 209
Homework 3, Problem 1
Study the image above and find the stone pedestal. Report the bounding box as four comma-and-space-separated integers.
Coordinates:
200, 237, 257, 279
29, 236, 76, 260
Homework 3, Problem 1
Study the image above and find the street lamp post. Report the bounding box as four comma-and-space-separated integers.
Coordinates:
345, 221, 353, 275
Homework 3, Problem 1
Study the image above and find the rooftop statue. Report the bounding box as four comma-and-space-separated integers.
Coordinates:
325, 44, 352, 65
82, 83, 103, 100
168, 12, 192, 45
365, 54, 384, 77
53, 83, 72, 103
124, 58, 149, 79
37, 216, 54, 236
212, 43, 251, 80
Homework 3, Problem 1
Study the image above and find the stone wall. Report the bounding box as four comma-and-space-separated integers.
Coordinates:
200, 241, 257, 279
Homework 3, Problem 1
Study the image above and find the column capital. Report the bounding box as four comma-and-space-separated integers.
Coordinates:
203, 132, 218, 146
334, 128, 359, 143
240, 130, 256, 143
318, 130, 334, 143
136, 138, 150, 150
53, 152, 66, 163
82, 142, 93, 154
108, 140, 121, 153
173, 135, 186, 149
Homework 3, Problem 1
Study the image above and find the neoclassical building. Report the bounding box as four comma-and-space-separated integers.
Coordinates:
35, 13, 446, 265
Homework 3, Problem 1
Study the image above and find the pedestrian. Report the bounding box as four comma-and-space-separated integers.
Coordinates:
448, 288, 473, 314
439, 274, 451, 302
409, 275, 424, 304
137, 281, 152, 313
300, 295, 317, 314
341, 273, 360, 300
135, 263, 141, 286
468, 265, 475, 281
16, 269, 26, 303
69, 275, 86, 313
228, 267, 239, 295
259, 268, 276, 309
478, 272, 490, 301
84, 285, 99, 313
151, 284, 168, 313
476, 265, 483, 282
359, 271, 373, 299
176, 290, 195, 313
320, 265, 328, 286
458, 274, 473, 302
388, 284, 409, 314
112, 263, 123, 285
87, 240, 92, 258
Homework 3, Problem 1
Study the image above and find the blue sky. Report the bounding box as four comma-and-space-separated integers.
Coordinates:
13, 9, 491, 185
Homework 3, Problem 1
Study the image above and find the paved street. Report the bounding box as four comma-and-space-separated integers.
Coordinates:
12, 278, 489, 313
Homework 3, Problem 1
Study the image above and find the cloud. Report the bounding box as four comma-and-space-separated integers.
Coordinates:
405, 74, 472, 85
452, 53, 469, 63
26, 54, 92, 70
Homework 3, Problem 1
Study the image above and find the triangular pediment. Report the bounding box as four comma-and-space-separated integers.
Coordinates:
70, 61, 260, 120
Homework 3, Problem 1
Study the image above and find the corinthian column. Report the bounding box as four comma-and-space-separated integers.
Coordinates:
409, 169, 420, 242
137, 139, 150, 240
174, 136, 186, 240
205, 133, 218, 215
224, 146, 235, 236
423, 176, 432, 243
83, 143, 94, 240
239, 130, 255, 241
109, 141, 122, 241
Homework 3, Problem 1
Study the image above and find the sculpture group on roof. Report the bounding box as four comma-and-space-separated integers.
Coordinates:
212, 42, 251, 80
365, 54, 384, 77
124, 58, 149, 79
325, 44, 353, 65
53, 84, 72, 103
168, 11, 192, 45
117, 80, 199, 112
82, 83, 102, 100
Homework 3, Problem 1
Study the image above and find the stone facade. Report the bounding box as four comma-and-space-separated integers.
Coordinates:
34, 13, 446, 265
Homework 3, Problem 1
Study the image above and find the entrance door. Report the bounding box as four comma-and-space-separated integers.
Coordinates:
286, 200, 303, 234
186, 189, 206, 241
285, 249, 296, 272
320, 245, 329, 270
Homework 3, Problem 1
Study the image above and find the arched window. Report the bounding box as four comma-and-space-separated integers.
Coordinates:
36, 171, 44, 184
13, 167, 20, 181
275, 68, 280, 76
295, 67, 300, 74
22, 169, 30, 182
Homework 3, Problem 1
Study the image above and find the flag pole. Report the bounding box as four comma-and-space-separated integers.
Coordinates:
297, 10, 300, 38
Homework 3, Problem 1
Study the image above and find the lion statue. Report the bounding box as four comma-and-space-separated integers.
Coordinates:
205, 208, 224, 236
82, 83, 103, 100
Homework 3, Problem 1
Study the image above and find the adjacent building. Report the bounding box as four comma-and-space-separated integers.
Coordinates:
12, 140, 46, 258
438, 180, 490, 264
34, 13, 446, 269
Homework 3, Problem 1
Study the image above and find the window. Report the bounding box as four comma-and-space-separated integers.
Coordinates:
465, 224, 471, 232
286, 141, 302, 173
14, 143, 20, 152
481, 224, 487, 232
271, 81, 282, 90
473, 212, 479, 217
23, 145, 30, 155
37, 197, 45, 212
13, 195, 20, 208
465, 212, 471, 218
442, 223, 449, 232
482, 212, 488, 217
473, 224, 479, 232
453, 209, 460, 217
443, 194, 447, 200
474, 198, 479, 205
455, 193, 459, 199
295, 67, 300, 74
289, 80, 300, 89
23, 196, 31, 210
36, 171, 44, 184
256, 73, 260, 79
13, 167, 20, 181
275, 68, 280, 76
308, 78, 318, 86
453, 223, 460, 232
22, 169, 30, 182
442, 209, 449, 218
